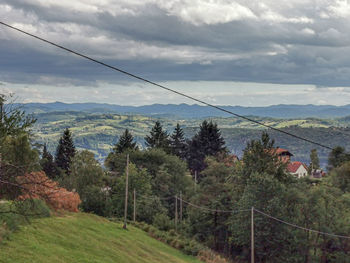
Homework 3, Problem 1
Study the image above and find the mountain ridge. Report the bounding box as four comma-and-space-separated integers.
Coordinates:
17, 102, 350, 119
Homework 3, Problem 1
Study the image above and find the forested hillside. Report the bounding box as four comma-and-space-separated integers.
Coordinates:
32, 111, 350, 167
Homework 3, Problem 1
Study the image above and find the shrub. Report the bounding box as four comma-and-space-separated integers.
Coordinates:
197, 250, 231, 263
152, 213, 173, 231
0, 199, 50, 243
17, 171, 81, 212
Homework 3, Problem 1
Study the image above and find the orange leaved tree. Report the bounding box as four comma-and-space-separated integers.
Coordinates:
17, 171, 81, 212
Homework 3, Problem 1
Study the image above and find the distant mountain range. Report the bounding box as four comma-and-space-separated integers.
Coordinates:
18, 102, 350, 119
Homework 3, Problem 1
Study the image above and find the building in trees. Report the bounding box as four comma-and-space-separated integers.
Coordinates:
55, 128, 76, 175
287, 161, 308, 178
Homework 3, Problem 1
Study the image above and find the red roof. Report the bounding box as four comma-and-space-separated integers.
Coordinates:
274, 148, 293, 155
287, 161, 308, 173
265, 148, 293, 156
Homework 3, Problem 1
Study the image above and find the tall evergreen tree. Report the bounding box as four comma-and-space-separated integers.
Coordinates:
187, 120, 226, 176
114, 129, 138, 153
40, 144, 58, 179
169, 123, 187, 159
144, 121, 170, 152
55, 128, 76, 174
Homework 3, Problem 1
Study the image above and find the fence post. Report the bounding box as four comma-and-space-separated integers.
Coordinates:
123, 154, 129, 229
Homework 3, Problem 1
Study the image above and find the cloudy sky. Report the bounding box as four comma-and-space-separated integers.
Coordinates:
1, 0, 350, 106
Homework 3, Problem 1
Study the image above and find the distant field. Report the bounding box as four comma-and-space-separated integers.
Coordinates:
31, 111, 350, 167
0, 213, 201, 263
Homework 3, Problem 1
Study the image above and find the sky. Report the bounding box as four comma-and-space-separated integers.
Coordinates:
1, 0, 350, 106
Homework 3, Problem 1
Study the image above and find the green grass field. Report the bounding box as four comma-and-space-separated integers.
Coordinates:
0, 213, 202, 263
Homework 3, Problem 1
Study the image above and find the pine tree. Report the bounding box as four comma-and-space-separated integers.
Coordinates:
55, 128, 76, 174
187, 120, 226, 176
145, 121, 170, 152
170, 123, 187, 159
114, 129, 138, 153
40, 144, 58, 179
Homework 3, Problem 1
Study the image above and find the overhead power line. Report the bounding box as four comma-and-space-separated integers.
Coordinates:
0, 21, 334, 150
177, 196, 251, 214
254, 208, 350, 240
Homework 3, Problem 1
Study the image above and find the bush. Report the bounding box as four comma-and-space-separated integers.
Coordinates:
17, 199, 51, 218
197, 250, 231, 263
132, 220, 215, 258
17, 171, 81, 212
152, 213, 173, 231
0, 199, 50, 242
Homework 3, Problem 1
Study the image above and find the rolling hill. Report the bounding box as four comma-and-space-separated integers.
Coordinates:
31, 111, 350, 168
0, 213, 202, 263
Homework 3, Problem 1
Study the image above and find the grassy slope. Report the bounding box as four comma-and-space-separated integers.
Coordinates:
0, 213, 201, 263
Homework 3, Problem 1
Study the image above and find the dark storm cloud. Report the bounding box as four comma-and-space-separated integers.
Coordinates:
1, 0, 350, 88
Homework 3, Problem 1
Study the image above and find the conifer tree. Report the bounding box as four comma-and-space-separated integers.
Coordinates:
40, 144, 58, 179
187, 120, 226, 176
114, 129, 138, 153
170, 123, 187, 159
144, 121, 170, 152
55, 128, 76, 174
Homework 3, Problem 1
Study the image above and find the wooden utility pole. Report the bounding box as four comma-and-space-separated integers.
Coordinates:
175, 195, 178, 232
123, 154, 129, 229
179, 191, 183, 222
133, 189, 136, 222
251, 207, 255, 263
194, 171, 197, 191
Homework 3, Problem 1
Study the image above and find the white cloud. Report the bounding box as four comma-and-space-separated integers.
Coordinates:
157, 0, 256, 25
301, 28, 315, 35
328, 0, 350, 18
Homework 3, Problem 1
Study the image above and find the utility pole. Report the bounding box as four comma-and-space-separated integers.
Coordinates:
133, 189, 136, 222
179, 191, 183, 222
194, 171, 197, 191
0, 96, 3, 125
123, 154, 129, 229
251, 207, 254, 263
175, 195, 178, 232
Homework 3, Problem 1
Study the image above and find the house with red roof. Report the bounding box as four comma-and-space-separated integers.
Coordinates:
287, 161, 308, 178
275, 148, 293, 163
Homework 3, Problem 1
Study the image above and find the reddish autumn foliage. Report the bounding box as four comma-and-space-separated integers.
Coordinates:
17, 171, 81, 212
